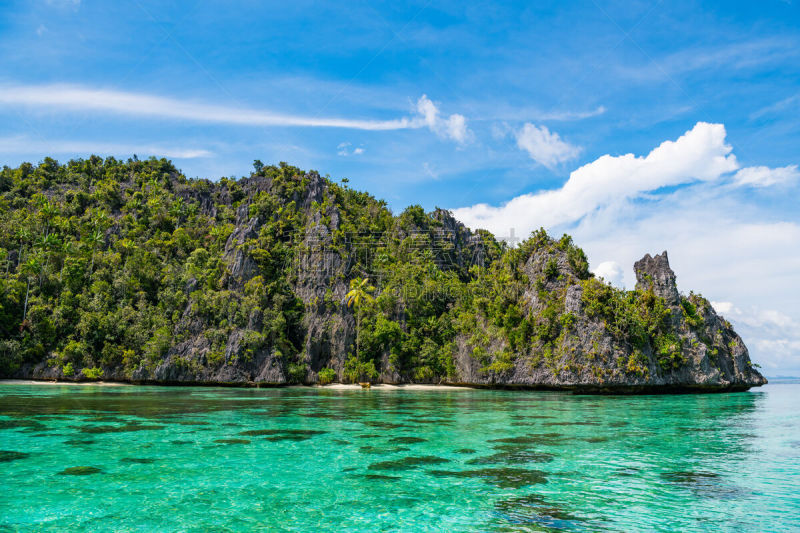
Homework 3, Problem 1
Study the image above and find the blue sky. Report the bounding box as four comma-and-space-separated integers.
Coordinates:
1, 0, 799, 374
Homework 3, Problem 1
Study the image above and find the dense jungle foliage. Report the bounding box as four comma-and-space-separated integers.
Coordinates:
0, 157, 694, 383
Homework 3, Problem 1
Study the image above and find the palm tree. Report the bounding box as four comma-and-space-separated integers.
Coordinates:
59, 240, 76, 283
33, 234, 57, 286
345, 277, 375, 364
87, 229, 104, 276
15, 227, 30, 264
38, 201, 59, 237
20, 257, 41, 321
170, 197, 185, 228
35, 233, 60, 275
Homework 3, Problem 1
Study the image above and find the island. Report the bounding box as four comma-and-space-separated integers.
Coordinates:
0, 157, 766, 392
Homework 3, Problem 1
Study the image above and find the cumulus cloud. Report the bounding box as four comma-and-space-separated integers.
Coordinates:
733, 164, 799, 187
0, 84, 469, 142
711, 301, 736, 315
592, 261, 625, 287
414, 95, 471, 143
515, 123, 580, 168
453, 122, 738, 237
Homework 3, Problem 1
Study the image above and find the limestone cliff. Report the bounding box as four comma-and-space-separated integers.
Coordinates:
4, 162, 765, 392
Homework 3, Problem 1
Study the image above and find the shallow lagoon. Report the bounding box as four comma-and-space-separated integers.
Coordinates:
1, 382, 798, 531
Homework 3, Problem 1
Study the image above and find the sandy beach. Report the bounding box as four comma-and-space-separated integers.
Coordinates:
0, 379, 132, 387
0, 379, 470, 390
314, 383, 474, 391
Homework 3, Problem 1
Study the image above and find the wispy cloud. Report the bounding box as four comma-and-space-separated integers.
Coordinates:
0, 84, 470, 142
618, 39, 799, 82
422, 162, 439, 180
0, 135, 212, 159
476, 105, 606, 123
529, 106, 607, 121
336, 142, 365, 156
749, 93, 800, 120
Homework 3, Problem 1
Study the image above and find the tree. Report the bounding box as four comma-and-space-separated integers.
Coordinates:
15, 227, 30, 264
170, 197, 185, 228
36, 233, 60, 276
59, 240, 76, 282
345, 277, 374, 367
20, 257, 41, 321
38, 201, 59, 236
87, 229, 104, 276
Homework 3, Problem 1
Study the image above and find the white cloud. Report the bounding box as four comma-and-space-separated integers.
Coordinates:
733, 165, 799, 187
454, 122, 738, 237
414, 95, 471, 143
592, 261, 625, 287
711, 301, 736, 315
531, 106, 607, 121
478, 105, 607, 123
0, 135, 212, 159
515, 123, 580, 168
336, 142, 365, 156
0, 84, 468, 140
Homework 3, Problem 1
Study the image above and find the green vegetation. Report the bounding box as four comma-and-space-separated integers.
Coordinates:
0, 157, 697, 383
580, 277, 682, 374
318, 367, 336, 385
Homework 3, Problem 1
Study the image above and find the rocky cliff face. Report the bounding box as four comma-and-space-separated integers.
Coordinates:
453, 246, 765, 392
6, 163, 765, 392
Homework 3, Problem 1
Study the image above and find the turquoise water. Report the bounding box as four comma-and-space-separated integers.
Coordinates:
1, 382, 799, 532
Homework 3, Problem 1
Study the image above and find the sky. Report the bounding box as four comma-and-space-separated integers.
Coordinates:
0, 0, 799, 374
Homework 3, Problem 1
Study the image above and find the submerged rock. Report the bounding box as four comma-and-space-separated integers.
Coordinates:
428, 467, 547, 488
0, 450, 30, 463
58, 466, 102, 476
368, 456, 450, 471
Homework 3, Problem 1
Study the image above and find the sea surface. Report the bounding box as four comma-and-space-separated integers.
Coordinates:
1, 381, 798, 532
